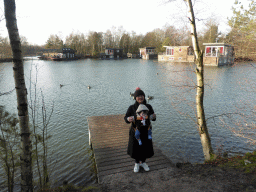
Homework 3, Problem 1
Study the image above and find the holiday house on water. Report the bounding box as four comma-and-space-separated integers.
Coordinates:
203, 43, 234, 66
158, 46, 194, 62
139, 47, 158, 60
100, 48, 124, 59
39, 48, 76, 61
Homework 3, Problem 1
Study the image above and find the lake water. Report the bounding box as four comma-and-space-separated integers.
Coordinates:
0, 58, 255, 190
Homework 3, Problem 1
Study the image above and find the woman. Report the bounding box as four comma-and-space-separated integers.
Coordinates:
124, 88, 156, 173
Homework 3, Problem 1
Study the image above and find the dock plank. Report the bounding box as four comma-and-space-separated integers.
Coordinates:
87, 114, 173, 183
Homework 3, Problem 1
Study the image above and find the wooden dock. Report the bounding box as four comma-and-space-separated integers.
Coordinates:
87, 114, 173, 183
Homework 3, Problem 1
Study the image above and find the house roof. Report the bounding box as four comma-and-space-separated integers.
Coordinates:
105, 48, 123, 50
62, 48, 76, 53
163, 46, 190, 48
139, 47, 156, 49
203, 43, 233, 47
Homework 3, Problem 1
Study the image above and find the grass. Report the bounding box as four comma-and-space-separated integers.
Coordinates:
205, 150, 256, 174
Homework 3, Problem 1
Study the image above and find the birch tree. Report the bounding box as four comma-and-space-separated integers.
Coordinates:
186, 0, 214, 161
4, 0, 33, 191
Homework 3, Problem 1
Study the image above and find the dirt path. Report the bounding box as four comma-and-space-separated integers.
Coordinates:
95, 163, 256, 192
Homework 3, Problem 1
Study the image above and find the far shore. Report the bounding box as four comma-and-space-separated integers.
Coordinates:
1, 56, 256, 63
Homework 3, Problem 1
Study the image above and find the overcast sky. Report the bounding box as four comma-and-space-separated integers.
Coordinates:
0, 0, 238, 45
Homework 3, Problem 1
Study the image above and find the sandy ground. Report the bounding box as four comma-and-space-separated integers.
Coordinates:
89, 163, 256, 192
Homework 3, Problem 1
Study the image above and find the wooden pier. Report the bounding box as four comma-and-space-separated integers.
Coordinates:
87, 114, 173, 183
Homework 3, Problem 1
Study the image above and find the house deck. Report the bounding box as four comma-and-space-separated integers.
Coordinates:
87, 114, 173, 183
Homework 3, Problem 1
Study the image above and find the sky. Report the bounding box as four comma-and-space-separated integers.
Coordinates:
0, 0, 239, 45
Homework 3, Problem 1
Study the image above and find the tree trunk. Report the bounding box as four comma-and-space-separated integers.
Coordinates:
186, 0, 214, 161
4, 0, 33, 191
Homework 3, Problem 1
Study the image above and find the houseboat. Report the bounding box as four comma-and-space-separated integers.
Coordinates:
139, 47, 158, 60
127, 53, 140, 59
203, 43, 234, 66
158, 46, 194, 62
100, 48, 124, 59
39, 48, 77, 61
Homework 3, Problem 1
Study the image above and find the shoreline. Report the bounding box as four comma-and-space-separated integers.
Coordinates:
1, 57, 256, 63
98, 151, 256, 191
55, 151, 256, 191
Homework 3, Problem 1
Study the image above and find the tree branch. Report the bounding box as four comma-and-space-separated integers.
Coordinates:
0, 89, 15, 96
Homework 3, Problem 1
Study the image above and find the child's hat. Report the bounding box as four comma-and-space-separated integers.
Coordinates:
136, 104, 149, 113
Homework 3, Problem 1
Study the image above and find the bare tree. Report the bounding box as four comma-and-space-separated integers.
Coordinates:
186, 0, 214, 161
29, 65, 53, 190
4, 0, 33, 191
0, 89, 15, 96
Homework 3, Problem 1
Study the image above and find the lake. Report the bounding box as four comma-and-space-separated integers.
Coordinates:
0, 58, 255, 191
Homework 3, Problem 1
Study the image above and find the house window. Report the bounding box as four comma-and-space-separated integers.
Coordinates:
108, 50, 114, 55
205, 46, 225, 57
167, 48, 174, 55
218, 47, 224, 55
220, 47, 223, 54
206, 47, 211, 56
212, 47, 217, 56
187, 47, 194, 55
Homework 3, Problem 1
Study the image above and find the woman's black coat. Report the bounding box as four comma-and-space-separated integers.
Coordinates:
124, 101, 156, 160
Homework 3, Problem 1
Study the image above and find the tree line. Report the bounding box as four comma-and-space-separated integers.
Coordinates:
36, 25, 193, 57
0, 35, 46, 58
1, 0, 255, 60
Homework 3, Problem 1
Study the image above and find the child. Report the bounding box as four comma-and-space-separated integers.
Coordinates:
134, 104, 153, 145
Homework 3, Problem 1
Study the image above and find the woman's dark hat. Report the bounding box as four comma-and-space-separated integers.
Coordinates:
134, 89, 145, 98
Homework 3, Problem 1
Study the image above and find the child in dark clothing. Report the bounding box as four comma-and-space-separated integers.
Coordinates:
134, 104, 153, 145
